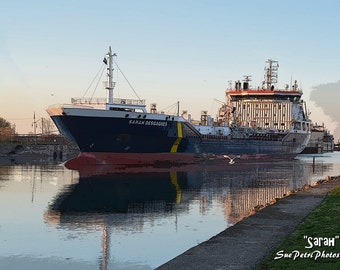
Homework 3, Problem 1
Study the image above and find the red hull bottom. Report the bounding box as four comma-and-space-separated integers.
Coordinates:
63, 152, 299, 177
64, 152, 298, 170
65, 152, 198, 168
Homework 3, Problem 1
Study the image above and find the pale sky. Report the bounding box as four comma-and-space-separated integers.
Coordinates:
1, 0, 340, 138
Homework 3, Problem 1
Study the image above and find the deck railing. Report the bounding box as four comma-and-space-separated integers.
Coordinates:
71, 97, 145, 106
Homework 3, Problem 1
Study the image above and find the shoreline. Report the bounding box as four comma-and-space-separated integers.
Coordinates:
156, 176, 340, 270
0, 143, 79, 165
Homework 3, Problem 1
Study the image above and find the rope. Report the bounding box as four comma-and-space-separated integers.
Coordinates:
113, 59, 143, 102
81, 56, 143, 103
82, 63, 105, 99
90, 64, 106, 102
161, 101, 179, 115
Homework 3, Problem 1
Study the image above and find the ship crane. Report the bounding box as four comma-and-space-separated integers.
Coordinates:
214, 98, 237, 125
213, 98, 235, 111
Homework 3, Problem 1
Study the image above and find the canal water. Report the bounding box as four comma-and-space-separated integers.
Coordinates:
1, 153, 340, 270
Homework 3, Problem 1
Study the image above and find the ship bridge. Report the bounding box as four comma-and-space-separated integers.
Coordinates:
223, 60, 308, 131
227, 59, 302, 102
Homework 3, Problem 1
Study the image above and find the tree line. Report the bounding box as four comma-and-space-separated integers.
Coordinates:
0, 116, 56, 141
0, 117, 14, 141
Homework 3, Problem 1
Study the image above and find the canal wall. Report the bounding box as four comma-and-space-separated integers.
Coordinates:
0, 143, 79, 165
157, 176, 340, 270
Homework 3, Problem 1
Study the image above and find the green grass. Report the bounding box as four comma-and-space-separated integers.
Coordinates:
255, 186, 340, 270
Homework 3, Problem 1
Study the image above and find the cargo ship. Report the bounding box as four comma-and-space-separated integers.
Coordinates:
46, 48, 311, 165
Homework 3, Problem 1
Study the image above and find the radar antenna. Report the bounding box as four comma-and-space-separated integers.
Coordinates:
264, 59, 278, 90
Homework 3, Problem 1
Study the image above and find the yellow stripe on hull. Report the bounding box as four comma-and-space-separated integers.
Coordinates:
170, 122, 183, 153
170, 171, 182, 204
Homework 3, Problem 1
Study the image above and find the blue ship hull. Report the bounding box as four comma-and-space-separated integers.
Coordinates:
51, 115, 198, 153
50, 112, 309, 165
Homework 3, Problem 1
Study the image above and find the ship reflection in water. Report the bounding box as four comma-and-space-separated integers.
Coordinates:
0, 154, 338, 269
41, 154, 338, 269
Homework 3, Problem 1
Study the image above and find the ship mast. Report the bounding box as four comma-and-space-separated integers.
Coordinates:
105, 47, 116, 104
264, 59, 278, 90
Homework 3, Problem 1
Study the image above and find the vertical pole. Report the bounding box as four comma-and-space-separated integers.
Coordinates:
106, 47, 114, 104
34, 112, 37, 145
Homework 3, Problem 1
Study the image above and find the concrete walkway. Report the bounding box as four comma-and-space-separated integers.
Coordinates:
157, 177, 340, 270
